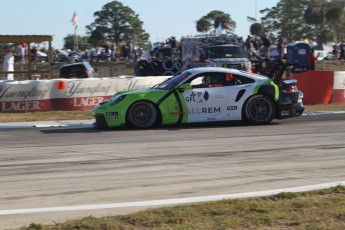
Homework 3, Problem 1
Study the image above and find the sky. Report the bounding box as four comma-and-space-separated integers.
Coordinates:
0, 0, 279, 49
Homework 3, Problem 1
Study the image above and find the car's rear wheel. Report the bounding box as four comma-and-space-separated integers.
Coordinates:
243, 94, 276, 124
127, 101, 159, 129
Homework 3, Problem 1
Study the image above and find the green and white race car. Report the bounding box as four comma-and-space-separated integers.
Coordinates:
92, 65, 305, 129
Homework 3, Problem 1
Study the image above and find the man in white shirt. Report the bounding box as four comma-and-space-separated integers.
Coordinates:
3, 45, 14, 80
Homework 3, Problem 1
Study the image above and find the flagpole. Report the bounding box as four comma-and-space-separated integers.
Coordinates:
74, 25, 78, 51
71, 11, 79, 51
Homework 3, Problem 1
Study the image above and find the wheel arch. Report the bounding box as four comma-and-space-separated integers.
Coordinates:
254, 83, 280, 118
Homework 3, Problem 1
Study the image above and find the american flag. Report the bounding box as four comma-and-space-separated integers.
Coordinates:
71, 11, 78, 26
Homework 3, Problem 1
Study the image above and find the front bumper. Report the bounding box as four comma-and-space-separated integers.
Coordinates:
93, 115, 109, 129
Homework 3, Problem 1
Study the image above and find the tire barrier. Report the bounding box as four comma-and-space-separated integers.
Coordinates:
135, 59, 183, 76
151, 71, 163, 76
135, 60, 151, 76
162, 71, 175, 76
174, 60, 182, 71
150, 59, 162, 72
162, 59, 174, 71
174, 70, 183, 76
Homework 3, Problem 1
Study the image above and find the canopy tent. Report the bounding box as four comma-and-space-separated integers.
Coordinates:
0, 35, 53, 79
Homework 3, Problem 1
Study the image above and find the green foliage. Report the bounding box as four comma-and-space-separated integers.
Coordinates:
85, 1, 149, 48
196, 10, 236, 34
63, 34, 90, 51
260, 0, 345, 43
196, 17, 212, 33
260, 0, 310, 41
250, 23, 265, 37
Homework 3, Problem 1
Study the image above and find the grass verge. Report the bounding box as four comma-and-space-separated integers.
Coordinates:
18, 186, 345, 230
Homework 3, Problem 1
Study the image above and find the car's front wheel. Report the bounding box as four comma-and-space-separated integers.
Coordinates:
127, 101, 159, 129
243, 94, 276, 124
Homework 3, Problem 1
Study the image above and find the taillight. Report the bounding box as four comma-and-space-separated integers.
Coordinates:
285, 86, 297, 92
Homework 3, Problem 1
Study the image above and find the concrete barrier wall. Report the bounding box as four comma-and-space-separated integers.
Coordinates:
290, 70, 334, 105
290, 70, 345, 105
0, 76, 169, 112
332, 71, 345, 104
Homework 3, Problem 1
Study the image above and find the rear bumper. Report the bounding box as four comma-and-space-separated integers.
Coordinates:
277, 90, 305, 119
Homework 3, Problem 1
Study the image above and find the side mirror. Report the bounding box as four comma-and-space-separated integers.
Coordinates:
177, 83, 192, 93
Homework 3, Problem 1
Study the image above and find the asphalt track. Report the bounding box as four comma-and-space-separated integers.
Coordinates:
1, 113, 345, 229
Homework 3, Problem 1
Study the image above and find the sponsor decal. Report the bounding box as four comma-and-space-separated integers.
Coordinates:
73, 97, 104, 107
57, 81, 65, 90
1, 101, 40, 112
227, 106, 237, 111
188, 107, 221, 114
106, 112, 119, 120
281, 110, 290, 116
64, 82, 111, 97
0, 85, 49, 100
185, 91, 209, 103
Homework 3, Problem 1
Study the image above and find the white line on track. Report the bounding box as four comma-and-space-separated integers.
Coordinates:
1, 181, 344, 216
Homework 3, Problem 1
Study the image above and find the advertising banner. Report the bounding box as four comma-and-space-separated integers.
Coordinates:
0, 76, 169, 112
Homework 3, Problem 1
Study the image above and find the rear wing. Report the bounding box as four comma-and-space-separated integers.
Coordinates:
267, 61, 308, 84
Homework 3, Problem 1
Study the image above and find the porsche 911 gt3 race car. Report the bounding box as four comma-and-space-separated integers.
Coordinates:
92, 64, 305, 129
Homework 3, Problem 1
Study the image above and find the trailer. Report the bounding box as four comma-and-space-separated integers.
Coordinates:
181, 34, 251, 71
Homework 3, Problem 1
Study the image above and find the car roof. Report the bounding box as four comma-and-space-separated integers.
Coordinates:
60, 61, 90, 68
184, 67, 268, 81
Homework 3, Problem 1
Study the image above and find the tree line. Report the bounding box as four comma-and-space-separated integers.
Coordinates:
63, 0, 345, 50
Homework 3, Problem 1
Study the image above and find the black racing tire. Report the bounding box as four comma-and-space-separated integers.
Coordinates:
173, 60, 182, 70
135, 60, 151, 76
151, 71, 163, 76
150, 59, 162, 72
242, 94, 276, 124
174, 70, 182, 75
127, 101, 159, 129
162, 59, 174, 71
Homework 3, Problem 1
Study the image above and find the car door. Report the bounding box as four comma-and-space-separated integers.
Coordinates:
181, 72, 229, 122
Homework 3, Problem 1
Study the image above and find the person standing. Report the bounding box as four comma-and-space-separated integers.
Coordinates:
3, 45, 14, 80
261, 34, 271, 59
308, 48, 319, 70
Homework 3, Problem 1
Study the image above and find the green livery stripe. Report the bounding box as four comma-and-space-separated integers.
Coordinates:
156, 88, 185, 125
254, 80, 279, 101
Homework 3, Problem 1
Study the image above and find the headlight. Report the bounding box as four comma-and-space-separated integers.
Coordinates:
111, 94, 127, 106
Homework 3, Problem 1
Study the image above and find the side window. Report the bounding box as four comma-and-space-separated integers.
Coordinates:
231, 74, 255, 85
187, 72, 255, 88
189, 76, 204, 88
188, 72, 227, 88
207, 72, 226, 87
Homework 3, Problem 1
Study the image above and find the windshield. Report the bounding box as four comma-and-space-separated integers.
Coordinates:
153, 71, 191, 90
209, 46, 246, 58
